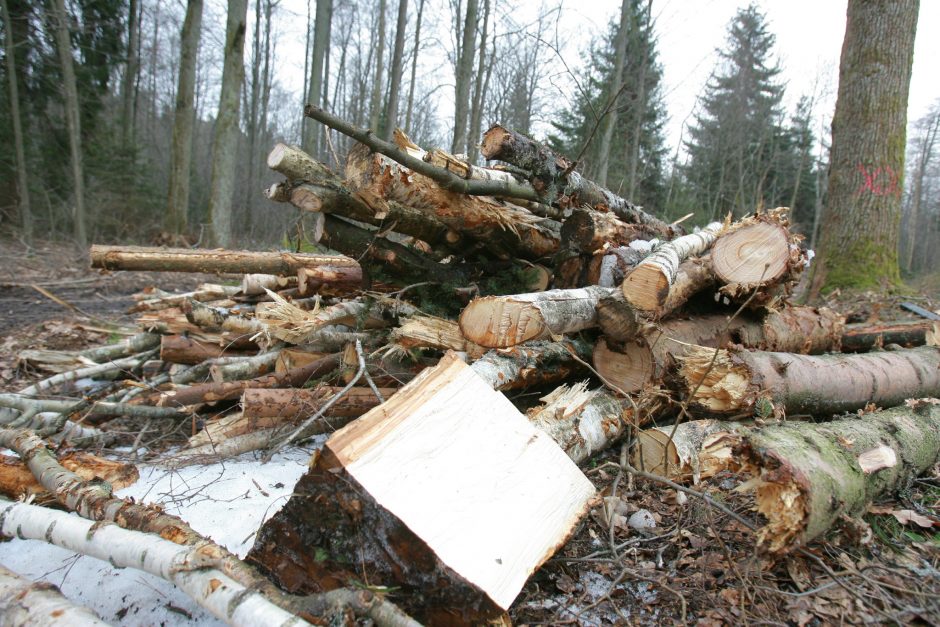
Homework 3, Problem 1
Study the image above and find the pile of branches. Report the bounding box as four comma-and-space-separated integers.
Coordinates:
2, 113, 939, 625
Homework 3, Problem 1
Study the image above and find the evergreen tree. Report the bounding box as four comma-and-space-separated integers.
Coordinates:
548, 0, 667, 211
682, 4, 790, 220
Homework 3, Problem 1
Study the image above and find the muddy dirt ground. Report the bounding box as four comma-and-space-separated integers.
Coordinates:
1, 235, 939, 625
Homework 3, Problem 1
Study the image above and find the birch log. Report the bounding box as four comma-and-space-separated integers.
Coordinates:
0, 563, 109, 626
679, 345, 940, 416
621, 222, 723, 312
459, 286, 614, 348
469, 338, 592, 391
734, 401, 940, 553
0, 499, 309, 627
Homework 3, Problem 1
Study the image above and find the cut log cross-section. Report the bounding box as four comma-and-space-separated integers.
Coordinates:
710, 219, 792, 287
459, 286, 614, 348
621, 222, 723, 313
246, 353, 595, 624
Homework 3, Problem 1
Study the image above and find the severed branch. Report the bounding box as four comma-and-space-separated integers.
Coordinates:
0, 562, 108, 626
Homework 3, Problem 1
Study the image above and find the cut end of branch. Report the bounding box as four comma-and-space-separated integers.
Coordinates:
458, 296, 548, 348
621, 265, 670, 312
711, 220, 791, 286
593, 338, 654, 394
677, 346, 750, 412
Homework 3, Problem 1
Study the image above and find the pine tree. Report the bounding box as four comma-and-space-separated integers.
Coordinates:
548, 0, 667, 210
682, 4, 789, 220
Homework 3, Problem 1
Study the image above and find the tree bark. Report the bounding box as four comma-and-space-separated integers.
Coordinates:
466, 0, 490, 162
303, 0, 332, 153
459, 286, 613, 348
121, 0, 140, 151
368, 0, 387, 133
207, 0, 248, 247
1, 0, 31, 242
0, 451, 138, 504
621, 222, 723, 312
160, 334, 254, 365
90, 245, 358, 275
469, 338, 592, 391
809, 0, 919, 294
383, 0, 408, 140
595, 0, 630, 187
157, 353, 340, 407
404, 0, 424, 133
165, 0, 202, 235
561, 207, 657, 252
0, 563, 108, 626
841, 319, 939, 352
451, 0, 478, 154
480, 124, 676, 238
241, 385, 393, 418
345, 143, 560, 259
679, 345, 940, 416
736, 400, 940, 553
49, 0, 86, 247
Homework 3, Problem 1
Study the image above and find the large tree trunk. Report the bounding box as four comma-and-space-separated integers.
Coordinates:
207, 0, 248, 247
382, 0, 408, 140
679, 345, 940, 416
302, 0, 332, 153
594, 0, 630, 187
91, 244, 358, 275
165, 0, 203, 236
49, 0, 86, 247
466, 0, 490, 162
809, 0, 919, 294
344, 143, 560, 260
1, 0, 31, 242
736, 401, 940, 553
404, 0, 425, 133
368, 0, 387, 133
121, 0, 140, 151
451, 0, 478, 154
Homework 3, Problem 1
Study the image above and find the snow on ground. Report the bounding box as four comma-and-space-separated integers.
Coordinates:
0, 446, 316, 626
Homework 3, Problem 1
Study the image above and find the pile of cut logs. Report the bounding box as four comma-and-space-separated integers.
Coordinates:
3, 114, 940, 625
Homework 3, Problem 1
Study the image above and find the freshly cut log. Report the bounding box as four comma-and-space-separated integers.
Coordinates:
587, 244, 649, 287
679, 345, 940, 416
710, 218, 794, 287
241, 385, 393, 419
246, 353, 595, 623
159, 334, 254, 365
275, 348, 331, 372
240, 273, 297, 295
469, 338, 592, 391
129, 284, 240, 312
841, 319, 940, 352
0, 563, 108, 626
480, 124, 676, 238
560, 207, 656, 252
267, 142, 334, 183
156, 353, 340, 407
90, 245, 358, 276
621, 222, 723, 312
734, 400, 940, 553
459, 285, 613, 348
389, 314, 488, 359
345, 143, 560, 260
295, 260, 363, 295
526, 382, 629, 464
633, 420, 745, 481
136, 307, 256, 349
595, 307, 845, 393
0, 452, 138, 504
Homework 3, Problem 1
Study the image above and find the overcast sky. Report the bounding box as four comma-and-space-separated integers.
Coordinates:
270, 0, 939, 153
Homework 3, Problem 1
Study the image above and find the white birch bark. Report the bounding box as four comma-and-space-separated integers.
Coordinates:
0, 563, 110, 626
0, 499, 309, 627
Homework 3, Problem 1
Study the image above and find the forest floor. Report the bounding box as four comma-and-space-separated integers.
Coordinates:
0, 235, 939, 625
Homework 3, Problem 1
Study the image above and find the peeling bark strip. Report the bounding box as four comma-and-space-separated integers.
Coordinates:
622, 222, 723, 312
345, 143, 560, 260
679, 345, 940, 416
469, 338, 592, 391
0, 563, 108, 626
479, 124, 676, 238
0, 499, 310, 626
459, 285, 614, 348
735, 401, 940, 553
90, 245, 359, 276
595, 307, 845, 394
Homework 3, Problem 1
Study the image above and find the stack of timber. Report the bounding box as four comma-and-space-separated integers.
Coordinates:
5, 113, 940, 623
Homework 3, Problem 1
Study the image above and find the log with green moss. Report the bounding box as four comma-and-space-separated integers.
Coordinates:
735, 400, 940, 553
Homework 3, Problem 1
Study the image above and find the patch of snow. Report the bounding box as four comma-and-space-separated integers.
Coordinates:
0, 447, 313, 626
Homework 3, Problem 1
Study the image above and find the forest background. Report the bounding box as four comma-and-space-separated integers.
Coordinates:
1, 0, 938, 281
